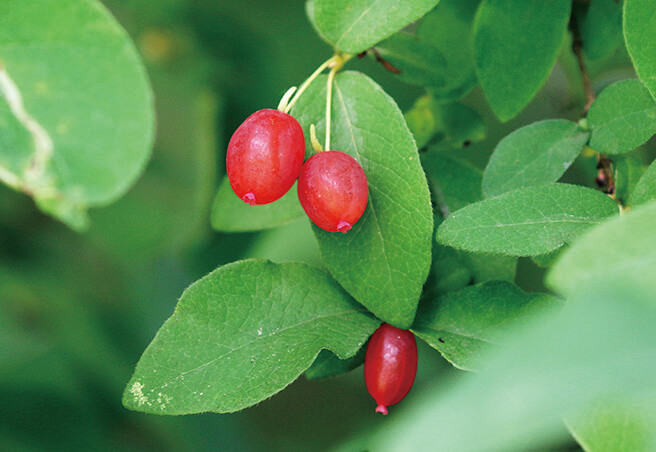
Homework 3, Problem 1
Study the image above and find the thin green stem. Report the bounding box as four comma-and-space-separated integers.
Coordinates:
325, 65, 337, 151
324, 53, 353, 151
284, 56, 338, 114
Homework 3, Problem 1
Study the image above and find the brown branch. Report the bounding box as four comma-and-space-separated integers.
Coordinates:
570, 14, 595, 115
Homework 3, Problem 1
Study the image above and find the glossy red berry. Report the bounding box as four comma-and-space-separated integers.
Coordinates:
297, 150, 368, 233
226, 109, 305, 205
364, 323, 418, 415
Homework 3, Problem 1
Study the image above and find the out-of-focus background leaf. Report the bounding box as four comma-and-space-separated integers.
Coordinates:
1, 0, 653, 451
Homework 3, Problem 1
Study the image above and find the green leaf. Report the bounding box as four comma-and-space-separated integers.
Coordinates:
483, 120, 589, 198
87, 59, 217, 260
588, 79, 656, 155
404, 95, 442, 149
375, 0, 478, 101
631, 158, 656, 207
421, 153, 517, 294
123, 259, 380, 414
624, 0, 656, 101
547, 199, 656, 296
413, 281, 559, 370
292, 71, 433, 329
0, 0, 154, 230
614, 155, 644, 205
577, 0, 623, 61
473, 0, 571, 121
567, 393, 656, 452
306, 0, 441, 54
421, 152, 482, 215
246, 217, 321, 266
375, 33, 448, 88
338, 279, 656, 452
304, 346, 366, 380
404, 98, 485, 150
466, 253, 516, 283
211, 179, 305, 232
437, 184, 619, 256
418, 0, 479, 101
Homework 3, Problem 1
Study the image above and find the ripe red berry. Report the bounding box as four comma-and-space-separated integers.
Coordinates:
364, 323, 418, 415
297, 150, 368, 233
226, 109, 305, 205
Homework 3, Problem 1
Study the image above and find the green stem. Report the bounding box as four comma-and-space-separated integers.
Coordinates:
284, 56, 338, 114
324, 53, 353, 151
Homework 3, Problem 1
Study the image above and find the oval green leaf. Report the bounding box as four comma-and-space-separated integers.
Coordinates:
588, 79, 656, 155
547, 199, 656, 296
473, 0, 571, 121
0, 0, 154, 230
292, 71, 433, 329
413, 281, 559, 371
375, 0, 478, 101
123, 259, 380, 414
624, 0, 656, 101
631, 158, 656, 207
577, 0, 623, 61
87, 61, 217, 260
211, 178, 305, 232
437, 184, 619, 256
483, 120, 589, 198
306, 0, 440, 54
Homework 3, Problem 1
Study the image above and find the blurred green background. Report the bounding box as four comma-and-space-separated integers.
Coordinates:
0, 1, 639, 450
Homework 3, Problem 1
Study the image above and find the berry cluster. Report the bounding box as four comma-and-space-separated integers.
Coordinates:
226, 108, 368, 233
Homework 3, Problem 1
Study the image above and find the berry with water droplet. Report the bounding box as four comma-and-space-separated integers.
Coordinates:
297, 150, 368, 233
364, 323, 417, 415
226, 109, 305, 205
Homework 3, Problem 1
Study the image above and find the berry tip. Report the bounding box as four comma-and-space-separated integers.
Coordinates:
375, 405, 388, 415
242, 193, 257, 206
337, 221, 351, 233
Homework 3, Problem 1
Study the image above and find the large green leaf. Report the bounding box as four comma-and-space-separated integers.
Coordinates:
0, 0, 154, 230
547, 199, 656, 296
306, 0, 440, 54
413, 281, 559, 370
577, 0, 623, 61
337, 280, 656, 452
375, 0, 478, 101
437, 184, 619, 256
211, 178, 304, 232
631, 158, 656, 207
483, 120, 589, 198
566, 393, 656, 452
123, 260, 380, 414
588, 79, 656, 155
473, 0, 571, 121
624, 0, 656, 101
87, 56, 217, 261
292, 72, 433, 329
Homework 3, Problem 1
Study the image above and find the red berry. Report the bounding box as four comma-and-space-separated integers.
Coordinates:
226, 109, 305, 205
297, 150, 368, 233
364, 323, 418, 415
